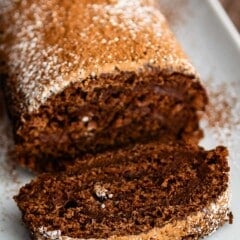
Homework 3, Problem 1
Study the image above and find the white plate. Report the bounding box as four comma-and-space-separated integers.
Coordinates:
0, 0, 240, 239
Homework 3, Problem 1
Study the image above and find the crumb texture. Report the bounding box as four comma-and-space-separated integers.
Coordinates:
14, 141, 230, 239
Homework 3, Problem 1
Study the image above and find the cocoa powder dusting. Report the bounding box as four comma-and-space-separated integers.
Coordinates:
158, 0, 190, 27
202, 81, 240, 146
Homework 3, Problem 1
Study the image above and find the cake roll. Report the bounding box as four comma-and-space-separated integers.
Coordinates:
1, 0, 208, 172
14, 141, 230, 240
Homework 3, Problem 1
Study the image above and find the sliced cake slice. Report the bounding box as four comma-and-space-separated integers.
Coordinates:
14, 141, 230, 240
1, 0, 207, 172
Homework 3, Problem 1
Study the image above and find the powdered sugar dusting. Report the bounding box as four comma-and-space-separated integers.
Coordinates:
2, 1, 81, 113
39, 226, 61, 240
1, 0, 196, 113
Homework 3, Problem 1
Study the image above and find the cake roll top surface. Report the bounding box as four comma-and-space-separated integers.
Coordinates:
1, 0, 196, 113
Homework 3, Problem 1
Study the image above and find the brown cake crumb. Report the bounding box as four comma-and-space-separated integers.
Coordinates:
14, 140, 230, 240
228, 212, 234, 224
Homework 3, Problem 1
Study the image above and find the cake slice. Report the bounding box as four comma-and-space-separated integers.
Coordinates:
14, 141, 230, 240
1, 0, 207, 172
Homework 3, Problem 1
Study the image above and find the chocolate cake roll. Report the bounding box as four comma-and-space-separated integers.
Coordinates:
1, 0, 207, 172
14, 141, 230, 240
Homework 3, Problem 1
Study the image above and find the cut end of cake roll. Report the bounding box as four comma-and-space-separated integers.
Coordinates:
1, 0, 207, 172
14, 142, 230, 240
